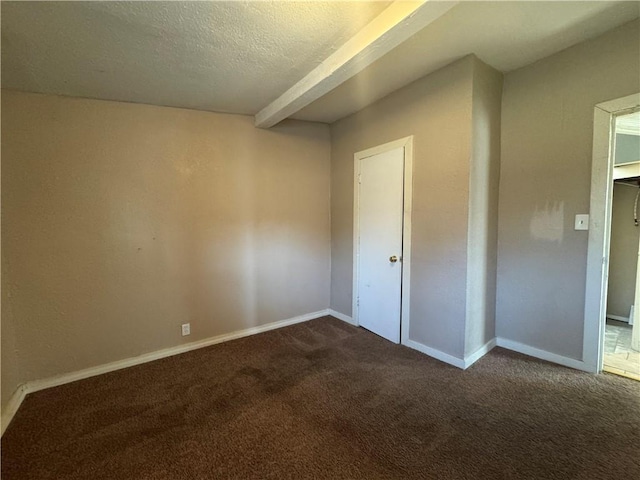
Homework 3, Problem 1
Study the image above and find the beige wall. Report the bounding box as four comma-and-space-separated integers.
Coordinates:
497, 20, 640, 359
1, 91, 331, 409
607, 183, 640, 319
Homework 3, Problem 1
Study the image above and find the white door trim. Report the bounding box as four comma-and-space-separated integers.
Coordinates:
584, 93, 640, 373
353, 136, 413, 344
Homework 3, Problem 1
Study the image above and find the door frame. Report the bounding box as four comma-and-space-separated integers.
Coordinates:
352, 136, 413, 344
584, 93, 640, 372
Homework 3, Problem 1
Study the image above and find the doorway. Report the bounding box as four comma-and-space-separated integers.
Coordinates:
585, 95, 640, 376
353, 136, 413, 344
603, 111, 640, 380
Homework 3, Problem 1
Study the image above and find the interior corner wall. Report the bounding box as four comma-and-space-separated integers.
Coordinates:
465, 58, 503, 357
497, 19, 640, 360
1, 90, 331, 410
1, 290, 22, 411
330, 56, 474, 359
607, 183, 640, 319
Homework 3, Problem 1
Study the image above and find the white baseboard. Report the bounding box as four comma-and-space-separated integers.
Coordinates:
1, 309, 330, 436
495, 337, 590, 372
328, 309, 356, 326
464, 338, 496, 369
404, 339, 465, 369
1, 384, 28, 436
404, 338, 496, 370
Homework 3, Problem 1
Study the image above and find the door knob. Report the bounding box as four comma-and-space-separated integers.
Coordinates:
389, 255, 398, 263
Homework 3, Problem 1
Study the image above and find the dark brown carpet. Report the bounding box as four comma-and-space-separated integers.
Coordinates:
2, 316, 639, 479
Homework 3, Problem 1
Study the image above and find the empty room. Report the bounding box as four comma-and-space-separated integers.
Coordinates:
1, 1, 639, 479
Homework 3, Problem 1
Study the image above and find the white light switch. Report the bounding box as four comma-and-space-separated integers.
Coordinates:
575, 214, 589, 231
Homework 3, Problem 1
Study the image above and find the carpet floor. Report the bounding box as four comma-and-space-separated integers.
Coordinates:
2, 316, 639, 479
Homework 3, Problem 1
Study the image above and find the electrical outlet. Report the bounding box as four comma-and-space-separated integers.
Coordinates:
181, 323, 191, 336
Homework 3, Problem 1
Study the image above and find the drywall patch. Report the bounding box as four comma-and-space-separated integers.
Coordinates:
530, 201, 564, 243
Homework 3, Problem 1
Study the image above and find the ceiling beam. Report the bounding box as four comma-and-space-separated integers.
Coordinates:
254, 0, 459, 129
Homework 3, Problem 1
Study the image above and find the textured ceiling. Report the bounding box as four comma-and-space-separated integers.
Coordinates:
293, 1, 640, 123
2, 1, 639, 124
1, 1, 391, 115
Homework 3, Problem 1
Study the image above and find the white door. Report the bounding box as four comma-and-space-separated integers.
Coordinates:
356, 146, 405, 343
